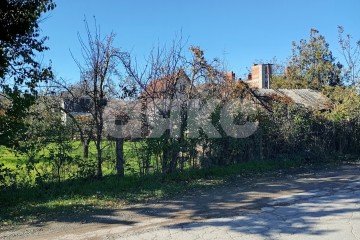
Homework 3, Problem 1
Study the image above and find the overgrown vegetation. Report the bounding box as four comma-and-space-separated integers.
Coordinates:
2, 153, 357, 226
1, 1, 360, 226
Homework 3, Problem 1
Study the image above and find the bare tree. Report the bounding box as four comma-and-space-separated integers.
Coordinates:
117, 38, 186, 174
46, 79, 95, 161
117, 37, 229, 174
71, 18, 122, 178
338, 26, 360, 86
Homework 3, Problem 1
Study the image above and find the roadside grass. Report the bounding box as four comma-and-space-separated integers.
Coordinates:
0, 141, 142, 178
1, 154, 358, 227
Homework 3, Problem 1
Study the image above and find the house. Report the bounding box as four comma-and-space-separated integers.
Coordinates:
235, 63, 332, 111
141, 69, 193, 101
60, 95, 93, 124
61, 63, 332, 139
254, 88, 331, 111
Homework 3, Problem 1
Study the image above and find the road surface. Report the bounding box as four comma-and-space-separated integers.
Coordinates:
1, 164, 360, 240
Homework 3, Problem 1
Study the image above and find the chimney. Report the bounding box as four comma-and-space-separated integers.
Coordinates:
225, 71, 236, 81
248, 64, 272, 89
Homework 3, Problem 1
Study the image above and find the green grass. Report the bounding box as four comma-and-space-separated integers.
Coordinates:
0, 141, 143, 179
1, 154, 357, 227
0, 146, 25, 168
1, 142, 359, 227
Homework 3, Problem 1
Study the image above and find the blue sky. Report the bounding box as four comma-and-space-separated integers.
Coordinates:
40, 0, 360, 81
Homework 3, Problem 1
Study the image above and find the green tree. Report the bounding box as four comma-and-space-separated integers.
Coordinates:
0, 0, 55, 147
18, 97, 76, 184
286, 28, 342, 89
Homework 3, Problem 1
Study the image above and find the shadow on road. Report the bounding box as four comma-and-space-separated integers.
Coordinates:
124, 165, 360, 238
1, 165, 359, 239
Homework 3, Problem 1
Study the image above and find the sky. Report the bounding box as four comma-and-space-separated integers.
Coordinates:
39, 0, 360, 82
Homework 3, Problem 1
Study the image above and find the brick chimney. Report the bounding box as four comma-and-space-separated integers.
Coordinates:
247, 64, 272, 89
225, 71, 236, 82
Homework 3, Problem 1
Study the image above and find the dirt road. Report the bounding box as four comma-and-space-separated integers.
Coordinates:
1, 164, 360, 239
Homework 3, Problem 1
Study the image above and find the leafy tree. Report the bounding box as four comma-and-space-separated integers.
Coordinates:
45, 118, 76, 183
0, 0, 55, 147
286, 28, 342, 89
18, 97, 76, 184
323, 86, 360, 122
322, 86, 360, 154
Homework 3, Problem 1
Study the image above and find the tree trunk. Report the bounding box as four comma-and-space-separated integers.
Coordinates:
116, 138, 125, 178
162, 148, 170, 175
83, 140, 89, 160
96, 140, 103, 178
169, 148, 178, 173
259, 130, 264, 161
161, 131, 171, 175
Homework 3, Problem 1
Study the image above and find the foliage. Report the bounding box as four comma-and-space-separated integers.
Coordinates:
323, 86, 360, 121
0, 163, 16, 187
0, 0, 55, 147
285, 29, 342, 89
1, 20, 360, 227
13, 98, 79, 184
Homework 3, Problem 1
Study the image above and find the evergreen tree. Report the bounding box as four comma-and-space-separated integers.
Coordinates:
287, 28, 342, 89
